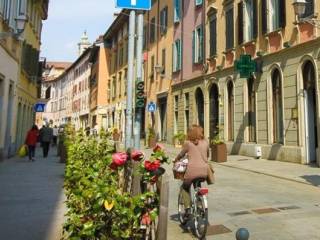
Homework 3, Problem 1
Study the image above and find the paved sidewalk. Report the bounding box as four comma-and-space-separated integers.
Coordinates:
0, 146, 66, 240
152, 143, 320, 187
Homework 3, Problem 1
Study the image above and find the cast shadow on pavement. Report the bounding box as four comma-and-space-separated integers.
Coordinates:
300, 175, 320, 186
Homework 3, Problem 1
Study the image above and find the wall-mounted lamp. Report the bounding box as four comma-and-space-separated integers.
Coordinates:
0, 15, 28, 40
291, 107, 299, 128
256, 51, 266, 57
293, 0, 320, 28
283, 41, 292, 48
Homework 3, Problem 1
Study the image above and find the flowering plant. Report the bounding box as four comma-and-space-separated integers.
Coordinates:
131, 150, 145, 161
111, 152, 128, 168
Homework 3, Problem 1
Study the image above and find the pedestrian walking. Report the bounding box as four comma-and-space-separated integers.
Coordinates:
25, 125, 39, 161
39, 124, 53, 158
112, 128, 121, 152
52, 125, 58, 146
174, 125, 210, 220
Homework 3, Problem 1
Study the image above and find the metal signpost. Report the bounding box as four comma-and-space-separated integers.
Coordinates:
116, 0, 150, 150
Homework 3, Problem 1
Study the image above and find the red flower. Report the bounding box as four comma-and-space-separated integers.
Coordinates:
141, 213, 151, 226
131, 150, 145, 161
153, 144, 164, 153
112, 152, 128, 166
144, 160, 161, 172
109, 162, 118, 170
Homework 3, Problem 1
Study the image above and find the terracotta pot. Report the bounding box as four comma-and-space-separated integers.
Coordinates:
211, 143, 227, 162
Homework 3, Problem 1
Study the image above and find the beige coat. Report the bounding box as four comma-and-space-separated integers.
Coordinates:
177, 140, 209, 183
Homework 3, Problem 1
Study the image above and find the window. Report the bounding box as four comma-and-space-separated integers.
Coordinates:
118, 72, 122, 97
173, 39, 181, 72
150, 55, 155, 78
238, 0, 257, 44
195, 0, 203, 6
124, 69, 127, 95
118, 47, 123, 67
150, 17, 156, 43
225, 6, 234, 50
193, 25, 204, 63
271, 69, 283, 143
160, 6, 168, 36
112, 76, 116, 99
174, 0, 181, 23
162, 48, 166, 75
261, 0, 286, 34
209, 14, 217, 57
303, 0, 314, 18
143, 25, 147, 50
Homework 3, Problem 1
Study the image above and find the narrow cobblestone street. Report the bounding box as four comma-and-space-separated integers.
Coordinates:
0, 147, 66, 240
144, 144, 320, 240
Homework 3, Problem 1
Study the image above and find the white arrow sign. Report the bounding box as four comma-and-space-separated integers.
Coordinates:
131, 0, 136, 5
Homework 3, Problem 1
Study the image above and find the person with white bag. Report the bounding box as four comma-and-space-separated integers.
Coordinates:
173, 125, 210, 218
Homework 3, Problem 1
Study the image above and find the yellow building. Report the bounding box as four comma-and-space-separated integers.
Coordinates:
16, 0, 48, 150
0, 0, 48, 158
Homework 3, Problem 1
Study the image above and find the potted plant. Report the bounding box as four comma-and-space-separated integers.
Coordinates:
147, 126, 157, 148
210, 125, 227, 162
173, 132, 186, 148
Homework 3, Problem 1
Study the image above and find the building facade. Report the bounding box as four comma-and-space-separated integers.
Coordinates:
170, 0, 320, 166
0, 0, 48, 159
89, 39, 110, 131
143, 0, 174, 142
103, 12, 129, 136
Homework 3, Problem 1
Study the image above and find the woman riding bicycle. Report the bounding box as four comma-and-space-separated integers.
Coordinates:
174, 125, 209, 219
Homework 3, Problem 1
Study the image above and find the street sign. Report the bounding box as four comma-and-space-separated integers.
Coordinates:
235, 54, 256, 78
147, 102, 156, 112
116, 0, 151, 10
34, 103, 45, 112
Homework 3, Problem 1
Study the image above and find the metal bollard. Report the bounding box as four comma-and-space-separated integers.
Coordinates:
236, 228, 250, 240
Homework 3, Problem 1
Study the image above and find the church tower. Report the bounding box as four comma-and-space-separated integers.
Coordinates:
78, 31, 91, 56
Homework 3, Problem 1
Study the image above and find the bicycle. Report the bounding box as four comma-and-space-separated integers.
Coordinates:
178, 178, 209, 239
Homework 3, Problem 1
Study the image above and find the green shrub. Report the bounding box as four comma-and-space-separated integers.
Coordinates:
63, 132, 156, 239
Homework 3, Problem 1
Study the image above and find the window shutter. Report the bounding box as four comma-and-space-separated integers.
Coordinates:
226, 8, 234, 50
192, 31, 195, 63
178, 40, 181, 70
238, 2, 243, 44
278, 0, 286, 28
261, 0, 267, 34
252, 0, 258, 38
174, 0, 180, 23
199, 25, 204, 62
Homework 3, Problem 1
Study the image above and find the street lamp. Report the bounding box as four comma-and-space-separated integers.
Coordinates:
293, 0, 320, 28
0, 15, 27, 40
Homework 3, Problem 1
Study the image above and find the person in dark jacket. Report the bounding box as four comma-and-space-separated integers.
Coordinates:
39, 124, 53, 158
25, 125, 39, 161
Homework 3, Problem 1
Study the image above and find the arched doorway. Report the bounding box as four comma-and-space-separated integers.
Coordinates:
195, 88, 204, 128
303, 61, 318, 164
209, 84, 219, 139
227, 81, 234, 141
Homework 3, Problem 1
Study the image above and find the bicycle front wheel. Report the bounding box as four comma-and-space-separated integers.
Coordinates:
194, 195, 208, 239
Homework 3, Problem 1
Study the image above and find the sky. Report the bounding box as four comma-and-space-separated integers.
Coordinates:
40, 0, 118, 62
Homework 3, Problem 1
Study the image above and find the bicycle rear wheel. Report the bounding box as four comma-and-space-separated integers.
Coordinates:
178, 190, 188, 225
194, 196, 208, 239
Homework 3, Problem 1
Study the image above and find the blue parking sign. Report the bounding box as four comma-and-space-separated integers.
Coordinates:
34, 103, 46, 112
147, 102, 156, 112
116, 0, 151, 10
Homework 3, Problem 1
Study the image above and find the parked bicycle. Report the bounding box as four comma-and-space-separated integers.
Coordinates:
178, 177, 209, 239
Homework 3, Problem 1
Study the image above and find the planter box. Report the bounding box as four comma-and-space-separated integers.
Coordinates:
211, 143, 227, 162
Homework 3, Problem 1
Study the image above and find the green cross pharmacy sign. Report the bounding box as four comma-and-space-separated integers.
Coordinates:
235, 55, 256, 78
